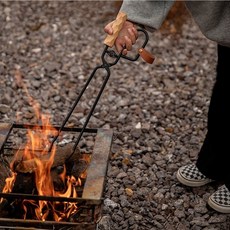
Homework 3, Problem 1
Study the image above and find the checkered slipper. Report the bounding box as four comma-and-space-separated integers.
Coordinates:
176, 164, 213, 187
208, 185, 230, 213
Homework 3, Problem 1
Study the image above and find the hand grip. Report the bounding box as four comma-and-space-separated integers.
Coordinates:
104, 11, 127, 47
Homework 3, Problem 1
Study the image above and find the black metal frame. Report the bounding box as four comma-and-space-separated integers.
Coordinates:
0, 123, 113, 230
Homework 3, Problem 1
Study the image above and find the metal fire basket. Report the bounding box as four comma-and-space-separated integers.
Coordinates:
0, 123, 113, 230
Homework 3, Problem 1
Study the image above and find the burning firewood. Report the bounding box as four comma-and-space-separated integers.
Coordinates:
0, 160, 12, 192
0, 143, 88, 193
71, 159, 88, 179
11, 143, 81, 173
12, 168, 65, 193
12, 172, 35, 194
51, 167, 66, 191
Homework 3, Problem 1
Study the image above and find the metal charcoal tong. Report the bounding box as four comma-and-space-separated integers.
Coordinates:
49, 12, 154, 156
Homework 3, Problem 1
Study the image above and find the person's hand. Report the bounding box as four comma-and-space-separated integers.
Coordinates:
104, 20, 138, 55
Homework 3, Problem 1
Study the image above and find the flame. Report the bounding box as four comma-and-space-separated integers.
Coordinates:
15, 115, 80, 221
0, 172, 17, 203
21, 115, 79, 221
0, 79, 85, 221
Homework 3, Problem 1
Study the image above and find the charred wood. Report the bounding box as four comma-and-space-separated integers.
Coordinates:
12, 172, 35, 194
11, 168, 65, 193
71, 160, 88, 179
12, 143, 81, 173
51, 167, 65, 191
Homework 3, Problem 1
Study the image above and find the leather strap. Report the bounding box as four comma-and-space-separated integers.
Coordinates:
138, 48, 155, 64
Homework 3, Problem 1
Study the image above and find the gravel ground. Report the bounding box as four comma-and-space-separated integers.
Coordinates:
0, 1, 230, 229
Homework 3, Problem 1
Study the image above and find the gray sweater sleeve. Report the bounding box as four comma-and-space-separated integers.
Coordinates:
120, 1, 230, 47
120, 0, 175, 30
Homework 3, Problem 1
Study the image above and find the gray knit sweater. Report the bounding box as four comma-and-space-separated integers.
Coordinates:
120, 1, 230, 47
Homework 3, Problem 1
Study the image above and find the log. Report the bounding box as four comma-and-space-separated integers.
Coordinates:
71, 160, 88, 179
0, 143, 87, 195
12, 143, 81, 173
7, 161, 87, 194
51, 167, 65, 191
12, 167, 66, 193
12, 172, 35, 194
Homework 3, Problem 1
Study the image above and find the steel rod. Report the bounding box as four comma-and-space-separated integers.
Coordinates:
48, 65, 102, 152
0, 192, 102, 203
70, 67, 111, 157
48, 45, 122, 153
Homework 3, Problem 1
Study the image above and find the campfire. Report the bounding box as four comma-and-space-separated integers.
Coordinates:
0, 121, 112, 229
1, 113, 87, 222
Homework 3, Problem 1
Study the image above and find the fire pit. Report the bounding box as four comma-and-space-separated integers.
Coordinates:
0, 122, 113, 230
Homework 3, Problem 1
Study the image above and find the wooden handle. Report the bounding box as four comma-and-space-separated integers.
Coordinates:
104, 11, 127, 47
